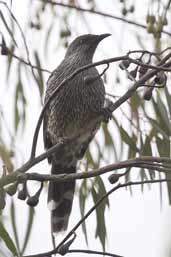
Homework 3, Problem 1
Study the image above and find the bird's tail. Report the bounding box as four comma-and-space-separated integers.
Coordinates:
48, 162, 76, 234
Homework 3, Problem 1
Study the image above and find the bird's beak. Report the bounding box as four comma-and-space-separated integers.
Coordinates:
98, 33, 111, 41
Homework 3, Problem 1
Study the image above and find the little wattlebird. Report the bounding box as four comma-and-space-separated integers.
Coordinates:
43, 33, 112, 234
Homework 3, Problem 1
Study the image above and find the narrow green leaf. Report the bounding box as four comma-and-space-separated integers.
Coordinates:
157, 95, 171, 134
0, 144, 13, 173
125, 147, 137, 194
44, 22, 54, 56
102, 123, 114, 148
10, 200, 20, 254
91, 187, 106, 251
79, 180, 88, 245
120, 126, 139, 152
34, 51, 44, 96
6, 45, 15, 83
156, 136, 170, 157
14, 77, 27, 133
158, 172, 163, 208
21, 207, 35, 254
139, 167, 145, 192
95, 176, 109, 208
101, 123, 118, 161
0, 187, 6, 210
147, 117, 170, 140
130, 91, 142, 110
156, 136, 171, 204
85, 147, 98, 169
142, 135, 155, 179
94, 139, 107, 164
152, 96, 171, 136
14, 83, 20, 132
111, 116, 123, 160
143, 136, 152, 155
165, 87, 171, 118
139, 135, 147, 192
0, 11, 17, 46
0, 222, 18, 256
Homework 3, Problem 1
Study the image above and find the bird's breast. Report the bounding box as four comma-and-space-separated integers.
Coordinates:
46, 65, 105, 142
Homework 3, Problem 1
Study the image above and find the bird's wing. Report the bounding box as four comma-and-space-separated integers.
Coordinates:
43, 64, 66, 152
43, 70, 59, 153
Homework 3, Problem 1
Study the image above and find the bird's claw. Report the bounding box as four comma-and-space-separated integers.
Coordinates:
58, 137, 69, 145
102, 100, 114, 123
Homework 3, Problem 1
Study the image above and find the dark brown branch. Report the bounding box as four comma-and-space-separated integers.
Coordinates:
1, 43, 171, 74
15, 159, 171, 184
0, 44, 51, 73
0, 154, 168, 186
68, 249, 123, 257
37, 0, 171, 36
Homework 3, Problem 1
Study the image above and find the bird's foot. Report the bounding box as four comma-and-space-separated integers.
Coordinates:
58, 137, 69, 145
101, 99, 114, 123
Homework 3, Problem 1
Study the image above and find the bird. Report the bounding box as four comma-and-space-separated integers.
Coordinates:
43, 33, 111, 234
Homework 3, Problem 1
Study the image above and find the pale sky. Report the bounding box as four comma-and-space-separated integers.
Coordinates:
1, 1, 171, 257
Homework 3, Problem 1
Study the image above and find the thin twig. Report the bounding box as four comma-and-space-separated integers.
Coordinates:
37, 0, 171, 36
0, 44, 51, 73
68, 249, 123, 257
15, 160, 171, 184
0, 1, 49, 89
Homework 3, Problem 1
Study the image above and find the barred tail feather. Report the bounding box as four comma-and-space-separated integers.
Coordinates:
48, 163, 76, 233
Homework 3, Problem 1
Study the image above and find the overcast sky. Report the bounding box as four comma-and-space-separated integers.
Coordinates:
1, 1, 171, 257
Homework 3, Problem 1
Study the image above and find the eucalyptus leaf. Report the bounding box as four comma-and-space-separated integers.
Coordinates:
0, 10, 18, 46
91, 187, 106, 251
164, 87, 171, 118
34, 51, 44, 97
79, 180, 88, 245
120, 126, 139, 152
10, 201, 20, 254
21, 207, 35, 254
0, 222, 18, 256
156, 136, 171, 204
152, 96, 171, 136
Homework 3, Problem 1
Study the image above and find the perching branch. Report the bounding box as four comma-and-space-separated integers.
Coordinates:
0, 49, 171, 188
67, 249, 123, 257
30, 49, 171, 159
1, 138, 171, 187
1, 3, 171, 257
7, 156, 171, 185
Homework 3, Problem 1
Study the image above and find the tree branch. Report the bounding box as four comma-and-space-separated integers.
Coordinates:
37, 0, 171, 36
68, 249, 123, 257
14, 158, 171, 184
0, 44, 51, 73
1, 47, 171, 187
1, 154, 171, 187
30, 50, 171, 159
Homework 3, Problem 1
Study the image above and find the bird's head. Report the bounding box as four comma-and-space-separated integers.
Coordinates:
65, 33, 111, 61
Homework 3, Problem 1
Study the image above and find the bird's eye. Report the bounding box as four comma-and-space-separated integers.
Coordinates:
79, 39, 83, 44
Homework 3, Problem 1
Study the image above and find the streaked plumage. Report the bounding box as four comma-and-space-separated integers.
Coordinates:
43, 34, 110, 233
